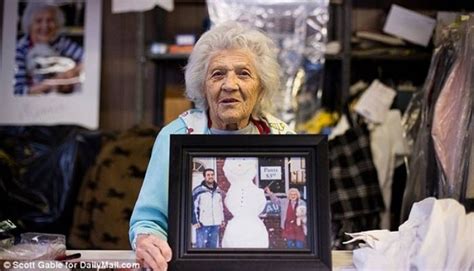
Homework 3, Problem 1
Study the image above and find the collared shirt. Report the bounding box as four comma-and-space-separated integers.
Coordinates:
210, 122, 258, 135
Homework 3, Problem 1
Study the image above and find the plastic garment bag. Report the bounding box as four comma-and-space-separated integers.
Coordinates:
431, 18, 474, 199
207, 0, 329, 128
401, 43, 457, 220
402, 17, 474, 219
0, 126, 101, 234
466, 117, 474, 212
0, 232, 66, 260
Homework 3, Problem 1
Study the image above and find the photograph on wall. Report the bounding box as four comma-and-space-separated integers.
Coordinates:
190, 156, 309, 250
0, 0, 102, 129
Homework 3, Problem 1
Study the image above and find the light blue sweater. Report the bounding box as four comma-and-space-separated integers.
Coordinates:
128, 109, 293, 248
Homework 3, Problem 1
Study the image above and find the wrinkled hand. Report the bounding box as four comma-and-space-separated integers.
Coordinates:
55, 67, 79, 80
135, 234, 172, 271
29, 83, 54, 94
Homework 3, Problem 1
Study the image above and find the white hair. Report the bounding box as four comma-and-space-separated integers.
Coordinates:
21, 2, 65, 36
184, 21, 281, 117
288, 188, 301, 199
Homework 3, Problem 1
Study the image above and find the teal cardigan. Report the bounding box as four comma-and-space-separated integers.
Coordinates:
129, 109, 293, 248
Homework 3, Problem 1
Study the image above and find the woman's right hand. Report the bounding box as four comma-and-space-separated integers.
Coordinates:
264, 187, 272, 194
135, 234, 172, 271
29, 82, 54, 94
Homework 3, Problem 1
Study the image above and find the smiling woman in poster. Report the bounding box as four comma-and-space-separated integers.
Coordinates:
14, 2, 83, 95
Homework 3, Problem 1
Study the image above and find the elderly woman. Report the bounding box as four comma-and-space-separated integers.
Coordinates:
129, 21, 293, 270
14, 2, 83, 95
264, 187, 307, 249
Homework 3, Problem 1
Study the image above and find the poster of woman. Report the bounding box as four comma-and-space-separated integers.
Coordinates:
0, 0, 101, 129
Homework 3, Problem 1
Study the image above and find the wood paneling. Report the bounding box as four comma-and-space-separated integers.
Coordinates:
99, 0, 207, 130
99, 0, 140, 130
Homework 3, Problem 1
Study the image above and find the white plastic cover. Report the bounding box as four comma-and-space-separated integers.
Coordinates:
0, 232, 66, 260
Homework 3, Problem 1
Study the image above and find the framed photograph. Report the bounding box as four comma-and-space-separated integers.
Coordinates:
0, 0, 102, 129
169, 135, 331, 271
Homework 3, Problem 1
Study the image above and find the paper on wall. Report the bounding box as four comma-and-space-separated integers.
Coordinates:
112, 0, 173, 13
0, 0, 102, 129
383, 4, 436, 47
354, 80, 397, 124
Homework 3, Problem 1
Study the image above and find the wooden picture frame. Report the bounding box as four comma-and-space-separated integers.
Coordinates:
169, 135, 331, 271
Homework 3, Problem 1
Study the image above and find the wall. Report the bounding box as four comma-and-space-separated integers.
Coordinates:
100, 0, 157, 130
100, 0, 208, 130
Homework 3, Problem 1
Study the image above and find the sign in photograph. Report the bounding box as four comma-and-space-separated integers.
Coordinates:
260, 166, 282, 180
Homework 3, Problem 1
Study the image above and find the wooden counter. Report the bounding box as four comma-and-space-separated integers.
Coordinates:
67, 250, 355, 270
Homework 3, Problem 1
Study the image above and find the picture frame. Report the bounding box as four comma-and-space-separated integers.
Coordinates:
0, 0, 102, 129
169, 135, 331, 271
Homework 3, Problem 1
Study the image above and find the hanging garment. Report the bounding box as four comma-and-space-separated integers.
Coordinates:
403, 18, 474, 220
328, 114, 350, 140
466, 116, 474, 212
369, 110, 409, 229
467, 114, 474, 206
431, 61, 471, 197
401, 38, 458, 221
329, 121, 385, 249
431, 18, 474, 199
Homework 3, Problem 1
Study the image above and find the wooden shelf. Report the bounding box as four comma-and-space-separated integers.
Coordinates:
148, 53, 189, 61
351, 50, 432, 61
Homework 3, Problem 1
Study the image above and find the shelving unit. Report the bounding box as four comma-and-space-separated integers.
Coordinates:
147, 0, 474, 127
147, 54, 185, 127
324, 0, 352, 110
348, 1, 473, 113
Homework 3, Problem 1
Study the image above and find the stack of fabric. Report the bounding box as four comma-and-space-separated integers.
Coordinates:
346, 197, 474, 270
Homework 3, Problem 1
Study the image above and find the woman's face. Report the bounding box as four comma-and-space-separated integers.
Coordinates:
288, 190, 299, 201
29, 8, 59, 44
205, 49, 262, 130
